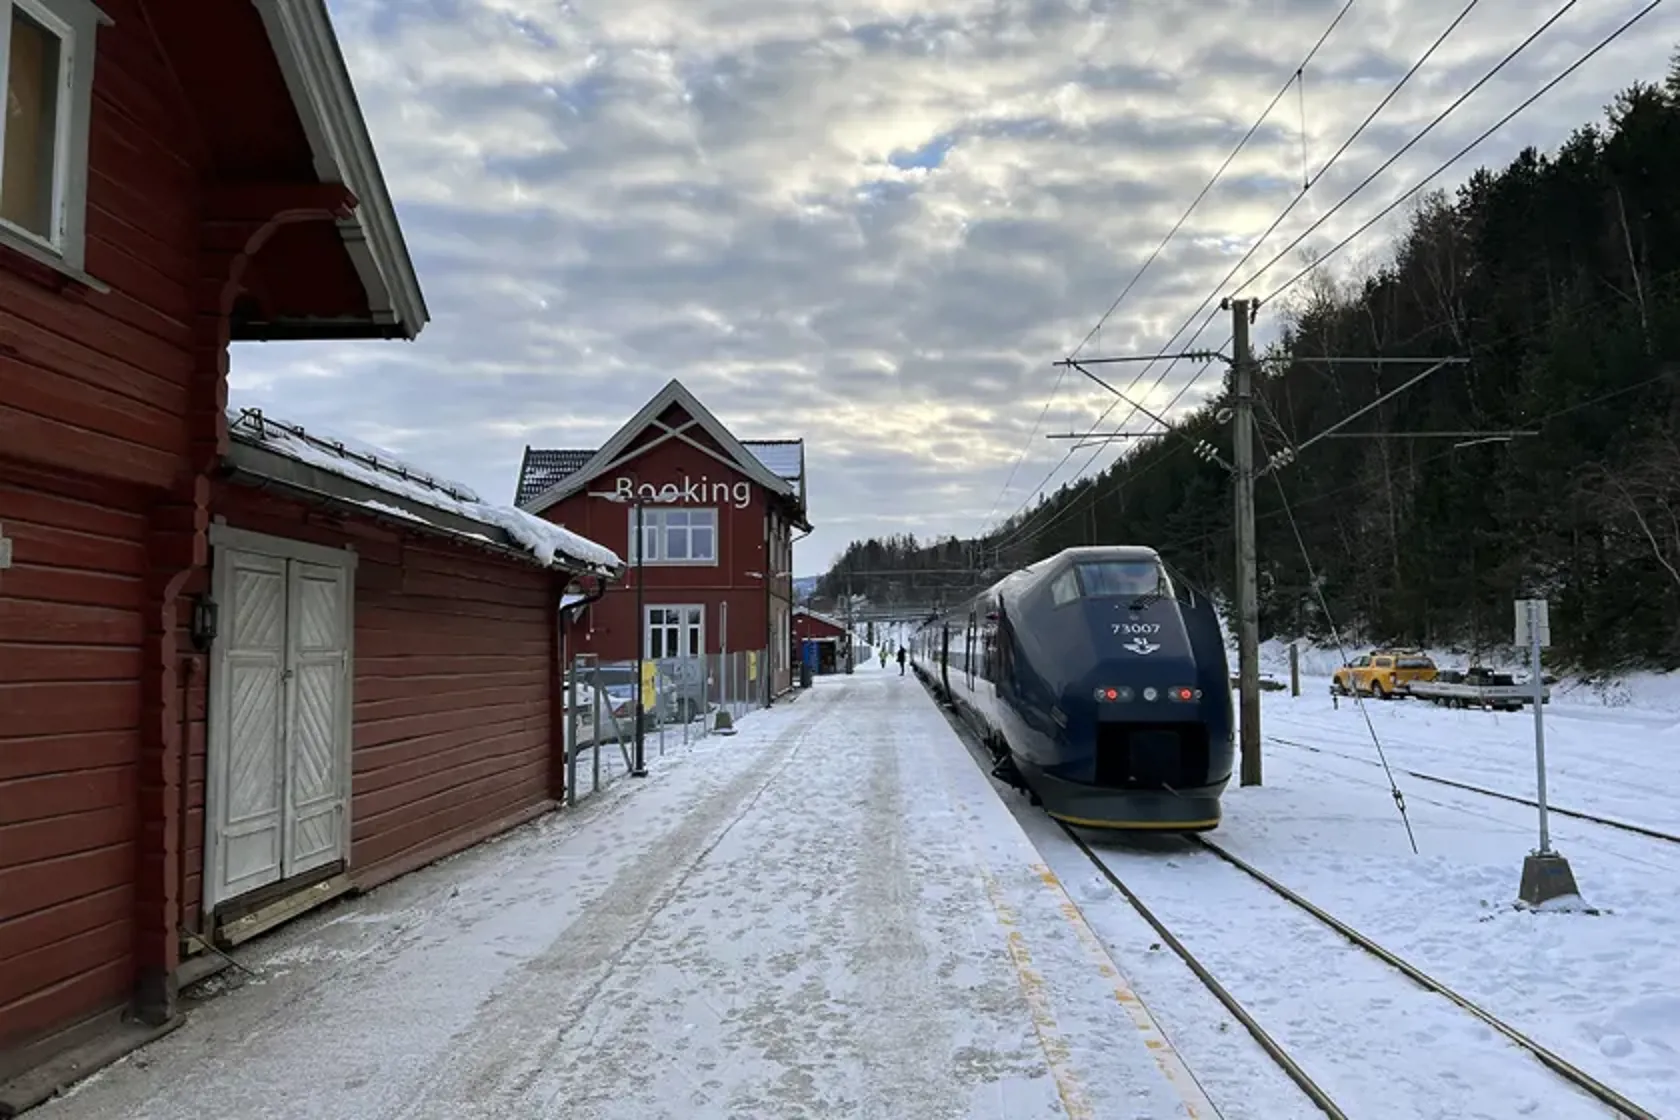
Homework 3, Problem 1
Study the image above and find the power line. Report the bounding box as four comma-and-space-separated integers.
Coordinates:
983, 362, 1069, 528
998, 0, 1643, 554
1143, 368, 1675, 560
1006, 0, 1489, 538
1074, 0, 1501, 440
1252, 0, 1668, 305
994, 265, 1677, 560
991, 0, 1369, 542
1064, 0, 1360, 362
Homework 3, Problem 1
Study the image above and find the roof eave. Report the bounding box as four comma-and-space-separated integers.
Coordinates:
225, 437, 620, 578
253, 0, 430, 342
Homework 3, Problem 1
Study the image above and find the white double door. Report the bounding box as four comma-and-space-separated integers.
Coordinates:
206, 531, 354, 910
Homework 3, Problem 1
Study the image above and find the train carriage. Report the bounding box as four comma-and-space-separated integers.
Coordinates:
913, 545, 1234, 830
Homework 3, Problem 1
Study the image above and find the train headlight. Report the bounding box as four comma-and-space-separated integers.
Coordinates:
1093, 686, 1135, 702
1142, 686, 1158, 701
1169, 686, 1198, 702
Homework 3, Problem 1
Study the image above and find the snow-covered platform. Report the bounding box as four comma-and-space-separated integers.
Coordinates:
37, 665, 1210, 1120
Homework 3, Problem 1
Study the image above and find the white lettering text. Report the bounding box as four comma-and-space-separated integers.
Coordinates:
612, 474, 753, 509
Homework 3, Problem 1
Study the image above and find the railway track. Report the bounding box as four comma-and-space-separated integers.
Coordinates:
1266, 734, 1680, 846
1061, 823, 1662, 1120
916, 669, 1664, 1117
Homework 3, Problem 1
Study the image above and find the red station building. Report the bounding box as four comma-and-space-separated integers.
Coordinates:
792, 606, 852, 675
516, 380, 810, 699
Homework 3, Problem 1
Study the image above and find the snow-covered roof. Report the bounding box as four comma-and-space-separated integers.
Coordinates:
740, 440, 803, 483
227, 408, 624, 575
794, 605, 849, 631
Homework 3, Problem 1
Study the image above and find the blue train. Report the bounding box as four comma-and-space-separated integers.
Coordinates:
911, 545, 1235, 831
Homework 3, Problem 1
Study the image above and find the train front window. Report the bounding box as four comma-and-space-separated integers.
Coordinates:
1076, 560, 1172, 600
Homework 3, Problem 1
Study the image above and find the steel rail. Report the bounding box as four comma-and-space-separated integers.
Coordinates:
1058, 824, 1349, 1119
1267, 735, 1680, 845
1192, 835, 1660, 1120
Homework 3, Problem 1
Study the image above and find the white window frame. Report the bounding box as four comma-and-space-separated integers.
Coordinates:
628, 506, 719, 567
645, 603, 705, 661
0, 0, 104, 275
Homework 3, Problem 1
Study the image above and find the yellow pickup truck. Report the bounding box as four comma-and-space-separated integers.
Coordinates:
1330, 650, 1439, 699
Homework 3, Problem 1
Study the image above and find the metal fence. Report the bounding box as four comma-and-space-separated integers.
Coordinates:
563, 648, 773, 806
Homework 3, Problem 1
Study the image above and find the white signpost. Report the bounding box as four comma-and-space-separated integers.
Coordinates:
1513, 598, 1582, 907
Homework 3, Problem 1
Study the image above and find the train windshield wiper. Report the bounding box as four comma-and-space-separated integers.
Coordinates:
1128, 590, 1168, 610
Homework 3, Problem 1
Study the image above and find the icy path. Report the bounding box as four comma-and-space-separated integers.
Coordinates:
43, 671, 1206, 1119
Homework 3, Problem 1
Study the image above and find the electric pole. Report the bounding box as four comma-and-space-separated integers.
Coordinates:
1228, 297, 1262, 786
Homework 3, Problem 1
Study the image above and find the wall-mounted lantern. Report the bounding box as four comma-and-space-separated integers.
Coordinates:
189, 595, 219, 653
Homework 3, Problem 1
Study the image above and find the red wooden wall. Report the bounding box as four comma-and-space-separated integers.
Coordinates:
0, 0, 210, 1051
351, 534, 555, 881
0, 465, 149, 1048
189, 488, 560, 912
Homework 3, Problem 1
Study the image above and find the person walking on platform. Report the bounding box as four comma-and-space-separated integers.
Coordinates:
879, 646, 888, 669
897, 646, 907, 675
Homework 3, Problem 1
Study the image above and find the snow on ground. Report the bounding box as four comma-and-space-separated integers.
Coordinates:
34, 654, 1679, 1119
1261, 675, 1680, 835
1235, 686, 1680, 1113
40, 673, 1212, 1120
1255, 637, 1680, 716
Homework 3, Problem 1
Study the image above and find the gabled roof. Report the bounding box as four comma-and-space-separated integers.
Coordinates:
518, 380, 809, 526
516, 448, 594, 506
517, 440, 806, 508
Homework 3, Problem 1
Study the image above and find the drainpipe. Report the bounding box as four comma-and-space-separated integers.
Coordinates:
554, 572, 609, 802
782, 519, 812, 698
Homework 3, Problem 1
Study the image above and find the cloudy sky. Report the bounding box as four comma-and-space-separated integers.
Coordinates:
229, 0, 1679, 575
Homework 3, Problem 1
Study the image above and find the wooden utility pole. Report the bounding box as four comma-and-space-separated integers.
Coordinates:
1228, 297, 1263, 786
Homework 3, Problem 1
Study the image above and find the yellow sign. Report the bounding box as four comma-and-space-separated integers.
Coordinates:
747, 651, 759, 681
641, 660, 657, 708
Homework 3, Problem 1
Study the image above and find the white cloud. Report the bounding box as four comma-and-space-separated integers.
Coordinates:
230, 0, 1680, 571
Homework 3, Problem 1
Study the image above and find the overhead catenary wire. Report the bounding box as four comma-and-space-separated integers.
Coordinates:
1064, 0, 1360, 364
985, 0, 1369, 542
996, 276, 1677, 562
1253, 428, 1419, 852
1130, 366, 1676, 563
999, 0, 1494, 545
983, 361, 1071, 528
993, 6, 1662, 557
1250, 0, 1669, 305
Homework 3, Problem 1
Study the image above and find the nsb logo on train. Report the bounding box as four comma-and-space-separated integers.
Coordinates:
911, 545, 1235, 831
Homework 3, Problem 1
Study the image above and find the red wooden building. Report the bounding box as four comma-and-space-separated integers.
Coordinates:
516, 380, 810, 700
792, 606, 851, 675
0, 0, 621, 1097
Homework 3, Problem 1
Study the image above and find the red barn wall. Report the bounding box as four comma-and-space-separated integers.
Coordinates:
0, 465, 148, 1050
0, 0, 212, 1053
180, 488, 562, 921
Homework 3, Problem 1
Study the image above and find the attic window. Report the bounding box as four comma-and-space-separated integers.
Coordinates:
0, 0, 104, 274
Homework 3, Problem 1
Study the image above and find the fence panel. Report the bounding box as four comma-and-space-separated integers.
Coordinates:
563, 649, 773, 805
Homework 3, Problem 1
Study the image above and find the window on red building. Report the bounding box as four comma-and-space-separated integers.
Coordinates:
630, 507, 718, 565
647, 605, 704, 658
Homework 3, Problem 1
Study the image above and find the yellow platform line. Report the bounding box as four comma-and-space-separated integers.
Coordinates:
973, 861, 1096, 1120
1033, 863, 1221, 1118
